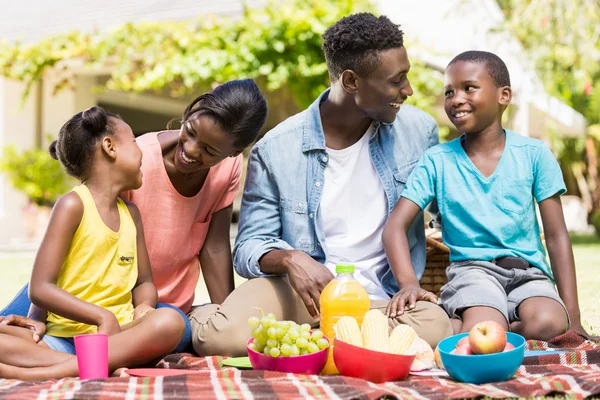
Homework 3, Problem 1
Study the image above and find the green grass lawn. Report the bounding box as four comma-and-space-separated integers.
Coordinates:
1, 237, 599, 336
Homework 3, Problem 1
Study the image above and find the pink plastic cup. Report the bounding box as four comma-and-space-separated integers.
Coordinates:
74, 333, 109, 379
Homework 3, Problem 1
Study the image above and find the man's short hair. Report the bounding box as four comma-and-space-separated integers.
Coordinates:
322, 13, 404, 82
448, 51, 511, 87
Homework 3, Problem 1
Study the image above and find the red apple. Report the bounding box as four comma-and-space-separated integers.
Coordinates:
503, 342, 515, 352
451, 345, 473, 355
468, 321, 507, 354
456, 337, 470, 349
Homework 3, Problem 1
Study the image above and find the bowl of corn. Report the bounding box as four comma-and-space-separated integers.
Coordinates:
333, 310, 418, 383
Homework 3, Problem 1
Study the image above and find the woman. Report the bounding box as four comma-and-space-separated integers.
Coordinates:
0, 79, 268, 353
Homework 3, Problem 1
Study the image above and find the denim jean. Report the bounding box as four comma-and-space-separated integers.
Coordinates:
0, 283, 192, 353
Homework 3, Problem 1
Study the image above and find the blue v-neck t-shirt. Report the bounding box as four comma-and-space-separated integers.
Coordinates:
401, 130, 566, 278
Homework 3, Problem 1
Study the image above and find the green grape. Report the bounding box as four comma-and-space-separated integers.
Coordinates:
311, 329, 324, 340
300, 323, 311, 332
267, 327, 277, 339
288, 329, 300, 340
248, 343, 257, 352
254, 341, 265, 353
280, 343, 292, 356
290, 344, 300, 356
248, 316, 260, 327
316, 338, 329, 349
266, 313, 276, 320
270, 347, 281, 357
267, 339, 278, 348
300, 349, 309, 355
276, 328, 287, 340
296, 338, 309, 348
300, 330, 311, 340
281, 334, 293, 345
260, 317, 271, 326
307, 342, 319, 354
263, 346, 271, 356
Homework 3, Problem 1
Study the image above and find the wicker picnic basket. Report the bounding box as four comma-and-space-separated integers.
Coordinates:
421, 231, 450, 296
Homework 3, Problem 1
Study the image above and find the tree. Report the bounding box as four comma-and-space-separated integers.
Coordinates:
497, 0, 600, 215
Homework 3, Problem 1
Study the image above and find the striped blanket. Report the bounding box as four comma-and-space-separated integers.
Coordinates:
1, 331, 598, 400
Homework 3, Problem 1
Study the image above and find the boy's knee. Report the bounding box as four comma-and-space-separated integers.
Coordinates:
519, 310, 567, 340
395, 301, 453, 348
189, 305, 249, 357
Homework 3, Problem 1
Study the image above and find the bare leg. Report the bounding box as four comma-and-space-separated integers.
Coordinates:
0, 333, 72, 367
0, 308, 185, 381
510, 297, 568, 340
451, 318, 462, 334
459, 306, 508, 333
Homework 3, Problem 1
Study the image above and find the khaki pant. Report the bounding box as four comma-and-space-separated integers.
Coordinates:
189, 277, 453, 357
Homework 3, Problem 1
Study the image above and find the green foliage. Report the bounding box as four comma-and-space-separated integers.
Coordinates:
593, 212, 600, 237
0, 144, 75, 207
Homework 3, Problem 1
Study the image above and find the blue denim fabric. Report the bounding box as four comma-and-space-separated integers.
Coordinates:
233, 89, 439, 297
0, 283, 192, 353
0, 283, 31, 317
42, 335, 76, 355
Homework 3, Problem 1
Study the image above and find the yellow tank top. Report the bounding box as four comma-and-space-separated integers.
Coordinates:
46, 184, 137, 337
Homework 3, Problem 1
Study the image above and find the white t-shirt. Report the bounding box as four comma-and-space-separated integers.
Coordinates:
320, 126, 390, 300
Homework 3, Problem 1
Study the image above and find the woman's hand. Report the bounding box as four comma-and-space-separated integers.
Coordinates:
386, 285, 438, 318
0, 315, 46, 342
133, 304, 155, 320
97, 311, 121, 336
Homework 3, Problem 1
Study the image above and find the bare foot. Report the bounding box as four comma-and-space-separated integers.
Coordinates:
112, 367, 130, 377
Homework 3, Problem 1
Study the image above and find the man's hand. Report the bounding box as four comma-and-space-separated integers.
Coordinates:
133, 304, 155, 320
285, 251, 335, 318
386, 284, 438, 318
0, 315, 46, 343
97, 311, 121, 336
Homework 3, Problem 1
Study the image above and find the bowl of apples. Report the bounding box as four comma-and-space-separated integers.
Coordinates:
246, 313, 330, 375
437, 321, 525, 384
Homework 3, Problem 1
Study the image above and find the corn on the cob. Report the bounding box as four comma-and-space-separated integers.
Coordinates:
388, 324, 417, 355
361, 309, 389, 352
334, 317, 363, 347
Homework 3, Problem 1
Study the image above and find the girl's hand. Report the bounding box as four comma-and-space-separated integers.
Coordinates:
0, 315, 46, 342
133, 304, 155, 320
386, 285, 438, 318
97, 311, 121, 336
570, 322, 600, 342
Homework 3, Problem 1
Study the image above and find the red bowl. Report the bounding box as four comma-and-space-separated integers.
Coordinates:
246, 338, 329, 375
333, 338, 416, 383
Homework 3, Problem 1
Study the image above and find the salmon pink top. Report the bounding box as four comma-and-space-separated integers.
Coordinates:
123, 131, 241, 313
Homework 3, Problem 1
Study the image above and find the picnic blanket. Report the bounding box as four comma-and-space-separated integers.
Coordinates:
1, 331, 599, 400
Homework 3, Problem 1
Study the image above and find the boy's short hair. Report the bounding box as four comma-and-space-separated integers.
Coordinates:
322, 13, 404, 82
448, 51, 511, 88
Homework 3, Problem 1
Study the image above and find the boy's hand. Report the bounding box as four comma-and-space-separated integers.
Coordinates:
133, 304, 155, 320
386, 285, 438, 318
97, 311, 121, 336
0, 315, 46, 342
570, 322, 600, 342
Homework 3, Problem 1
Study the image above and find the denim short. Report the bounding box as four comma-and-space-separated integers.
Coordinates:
439, 260, 569, 325
42, 335, 76, 355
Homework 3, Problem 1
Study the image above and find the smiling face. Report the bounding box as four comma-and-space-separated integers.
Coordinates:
174, 113, 240, 173
351, 46, 414, 124
444, 61, 511, 134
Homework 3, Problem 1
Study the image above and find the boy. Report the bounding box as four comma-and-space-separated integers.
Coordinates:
382, 50, 596, 341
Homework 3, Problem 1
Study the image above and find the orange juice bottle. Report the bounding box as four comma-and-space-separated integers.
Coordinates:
320, 263, 370, 375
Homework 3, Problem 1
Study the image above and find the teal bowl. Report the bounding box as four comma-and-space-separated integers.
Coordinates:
438, 332, 525, 384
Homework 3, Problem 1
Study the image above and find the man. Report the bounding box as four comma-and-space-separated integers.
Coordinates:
189, 13, 452, 357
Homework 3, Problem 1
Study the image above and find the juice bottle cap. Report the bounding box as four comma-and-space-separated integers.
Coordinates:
335, 263, 355, 274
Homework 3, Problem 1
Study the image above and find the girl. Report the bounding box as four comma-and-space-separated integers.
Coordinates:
1, 79, 269, 354
0, 107, 185, 380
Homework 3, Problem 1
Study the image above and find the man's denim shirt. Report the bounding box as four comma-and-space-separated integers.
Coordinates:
234, 89, 439, 297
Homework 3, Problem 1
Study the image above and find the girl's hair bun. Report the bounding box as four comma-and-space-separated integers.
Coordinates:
81, 107, 109, 135
49, 140, 59, 160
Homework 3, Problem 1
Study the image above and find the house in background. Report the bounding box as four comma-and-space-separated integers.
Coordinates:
0, 0, 588, 246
